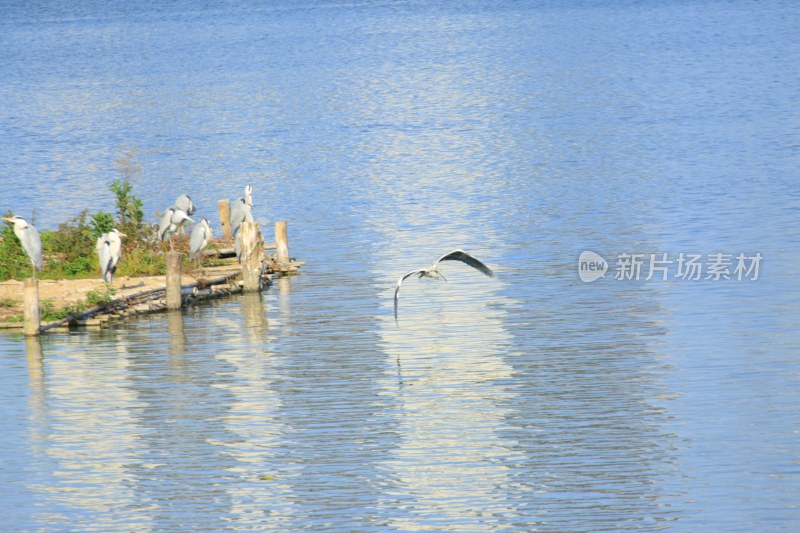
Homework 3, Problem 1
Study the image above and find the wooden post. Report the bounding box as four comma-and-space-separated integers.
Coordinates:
218, 199, 232, 241
275, 221, 289, 265
166, 251, 183, 310
240, 221, 263, 292
23, 278, 40, 336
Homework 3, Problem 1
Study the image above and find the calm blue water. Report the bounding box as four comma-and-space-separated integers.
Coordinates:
1, 1, 799, 531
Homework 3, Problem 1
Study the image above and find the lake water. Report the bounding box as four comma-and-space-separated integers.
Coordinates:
1, 0, 799, 531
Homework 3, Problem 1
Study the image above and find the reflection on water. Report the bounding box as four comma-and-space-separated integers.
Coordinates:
18, 333, 151, 530
276, 275, 292, 331
240, 291, 269, 338
379, 271, 521, 530
167, 310, 186, 362
25, 337, 44, 411
1, 0, 799, 531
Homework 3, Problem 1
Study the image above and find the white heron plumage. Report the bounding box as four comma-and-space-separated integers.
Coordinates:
158, 206, 194, 247
393, 249, 494, 322
96, 229, 126, 283
173, 194, 196, 216
4, 215, 43, 276
189, 218, 213, 260
230, 185, 254, 237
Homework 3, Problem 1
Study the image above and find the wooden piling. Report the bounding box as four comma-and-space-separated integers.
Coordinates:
275, 221, 289, 265
23, 278, 40, 336
218, 199, 232, 241
166, 251, 183, 310
240, 221, 264, 292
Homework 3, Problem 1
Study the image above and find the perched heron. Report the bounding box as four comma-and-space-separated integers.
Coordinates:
96, 229, 126, 283
189, 218, 213, 261
393, 249, 494, 322
234, 231, 243, 264
173, 194, 196, 216
230, 185, 254, 237
3, 215, 43, 277
158, 206, 194, 249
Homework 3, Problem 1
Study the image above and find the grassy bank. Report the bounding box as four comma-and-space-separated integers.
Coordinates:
2, 152, 215, 283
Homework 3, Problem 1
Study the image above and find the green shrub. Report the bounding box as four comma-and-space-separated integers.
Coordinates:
112, 149, 147, 245
39, 211, 97, 280
90, 212, 115, 238
0, 150, 209, 283
86, 285, 116, 306
116, 246, 166, 277
40, 299, 71, 322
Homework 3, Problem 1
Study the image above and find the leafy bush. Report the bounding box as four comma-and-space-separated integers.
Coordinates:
113, 149, 147, 245
86, 286, 116, 306
39, 210, 97, 279
116, 245, 166, 277
0, 149, 187, 282
90, 212, 115, 238
40, 299, 71, 322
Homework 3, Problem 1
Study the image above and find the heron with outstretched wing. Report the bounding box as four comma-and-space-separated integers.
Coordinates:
158, 206, 194, 249
394, 249, 494, 322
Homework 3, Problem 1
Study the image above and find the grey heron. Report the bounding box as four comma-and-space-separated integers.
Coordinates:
229, 185, 254, 237
173, 194, 196, 216
96, 229, 126, 283
158, 206, 194, 249
3, 215, 43, 278
189, 218, 213, 260
393, 249, 494, 322
234, 230, 245, 264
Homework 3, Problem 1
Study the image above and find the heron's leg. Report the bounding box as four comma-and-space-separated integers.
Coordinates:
437, 271, 448, 282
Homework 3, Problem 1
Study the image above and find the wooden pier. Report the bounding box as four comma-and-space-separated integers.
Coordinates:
0, 218, 305, 335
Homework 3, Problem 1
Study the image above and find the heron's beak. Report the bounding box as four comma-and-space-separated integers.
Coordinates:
118, 232, 128, 237
2, 217, 12, 222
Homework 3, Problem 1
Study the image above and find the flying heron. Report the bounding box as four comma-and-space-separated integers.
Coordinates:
393, 249, 494, 322
96, 229, 126, 283
158, 206, 194, 249
3, 215, 43, 278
